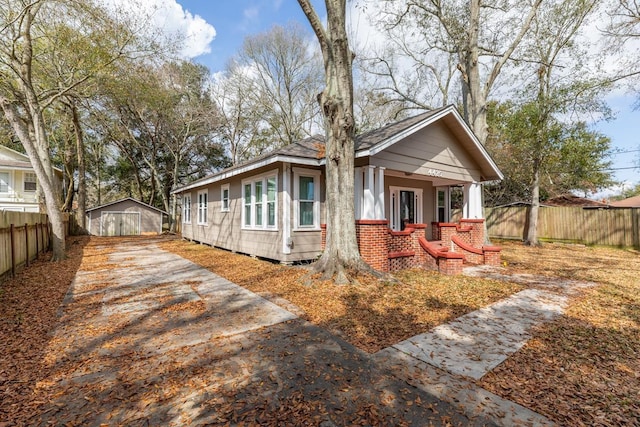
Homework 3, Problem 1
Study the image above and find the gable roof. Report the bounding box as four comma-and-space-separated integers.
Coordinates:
86, 197, 168, 214
174, 105, 502, 193
609, 195, 640, 208
0, 145, 64, 173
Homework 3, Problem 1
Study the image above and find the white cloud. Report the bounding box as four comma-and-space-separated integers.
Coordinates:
106, 0, 216, 59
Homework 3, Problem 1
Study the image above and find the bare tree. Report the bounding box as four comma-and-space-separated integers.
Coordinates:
515, 0, 608, 245
239, 23, 323, 146
210, 61, 264, 165
369, 0, 543, 144
298, 0, 375, 284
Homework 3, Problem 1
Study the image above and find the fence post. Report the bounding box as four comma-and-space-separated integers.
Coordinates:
25, 223, 29, 267
633, 208, 639, 250
10, 223, 15, 278
35, 222, 39, 256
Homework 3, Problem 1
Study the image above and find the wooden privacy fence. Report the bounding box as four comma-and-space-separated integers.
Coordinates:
484, 206, 640, 248
0, 211, 70, 281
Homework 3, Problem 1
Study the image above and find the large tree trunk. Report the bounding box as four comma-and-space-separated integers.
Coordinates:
298, 0, 372, 284
70, 102, 87, 233
1, 99, 66, 260
460, 0, 489, 145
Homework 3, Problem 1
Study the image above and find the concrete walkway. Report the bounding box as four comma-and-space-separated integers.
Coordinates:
374, 265, 597, 427
40, 240, 492, 426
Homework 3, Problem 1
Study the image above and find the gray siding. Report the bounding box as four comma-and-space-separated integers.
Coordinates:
181, 163, 324, 263
370, 121, 484, 182
384, 175, 436, 225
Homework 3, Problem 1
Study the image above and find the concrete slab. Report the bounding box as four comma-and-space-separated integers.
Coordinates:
374, 347, 555, 427
393, 289, 568, 380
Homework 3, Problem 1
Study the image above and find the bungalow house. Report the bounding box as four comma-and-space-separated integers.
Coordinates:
173, 105, 504, 275
0, 145, 63, 212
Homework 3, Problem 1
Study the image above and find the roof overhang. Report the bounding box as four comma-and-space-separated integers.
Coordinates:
173, 106, 503, 194
355, 105, 503, 182
173, 155, 323, 194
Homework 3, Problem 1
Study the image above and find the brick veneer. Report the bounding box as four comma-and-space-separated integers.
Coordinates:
459, 219, 485, 248
320, 219, 500, 275
355, 220, 390, 272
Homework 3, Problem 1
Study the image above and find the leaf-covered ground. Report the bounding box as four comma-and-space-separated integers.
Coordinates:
2, 235, 638, 426
158, 239, 523, 353
0, 235, 89, 425
479, 240, 640, 426
162, 238, 640, 426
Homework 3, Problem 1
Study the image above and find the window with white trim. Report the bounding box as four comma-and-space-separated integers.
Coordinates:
293, 168, 321, 230
242, 172, 277, 230
221, 184, 230, 212
23, 172, 36, 192
197, 190, 208, 224
0, 172, 9, 193
183, 193, 191, 223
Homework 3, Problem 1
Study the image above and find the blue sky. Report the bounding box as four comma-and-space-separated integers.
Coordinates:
170, 1, 639, 194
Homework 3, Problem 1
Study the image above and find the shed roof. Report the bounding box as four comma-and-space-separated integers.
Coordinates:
86, 197, 168, 214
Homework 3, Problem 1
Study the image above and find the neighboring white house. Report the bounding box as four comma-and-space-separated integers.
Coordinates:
0, 145, 63, 212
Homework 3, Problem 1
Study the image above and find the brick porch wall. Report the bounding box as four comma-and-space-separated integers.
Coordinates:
321, 219, 499, 275
459, 219, 485, 247
355, 220, 389, 272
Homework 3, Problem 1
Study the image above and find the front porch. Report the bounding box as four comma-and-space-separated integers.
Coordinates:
321, 219, 502, 275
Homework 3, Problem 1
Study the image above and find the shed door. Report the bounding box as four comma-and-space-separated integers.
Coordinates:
101, 212, 140, 236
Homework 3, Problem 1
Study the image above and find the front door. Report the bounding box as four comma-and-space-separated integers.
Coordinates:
390, 186, 423, 231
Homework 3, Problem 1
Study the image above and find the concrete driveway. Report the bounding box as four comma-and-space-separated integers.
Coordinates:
38, 239, 494, 426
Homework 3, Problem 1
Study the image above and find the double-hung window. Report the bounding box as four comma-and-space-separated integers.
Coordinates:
183, 193, 191, 223
221, 184, 230, 212
197, 190, 208, 225
294, 168, 321, 230
23, 172, 36, 192
242, 171, 277, 230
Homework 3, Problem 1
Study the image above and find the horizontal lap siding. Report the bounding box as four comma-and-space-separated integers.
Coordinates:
87, 200, 163, 235
370, 121, 484, 182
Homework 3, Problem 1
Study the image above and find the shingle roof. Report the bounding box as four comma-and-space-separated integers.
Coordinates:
86, 197, 168, 214
544, 194, 610, 207
609, 195, 640, 208
173, 105, 501, 193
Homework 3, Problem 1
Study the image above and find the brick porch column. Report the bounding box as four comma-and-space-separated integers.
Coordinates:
356, 220, 389, 272
408, 223, 427, 266
459, 219, 485, 248
439, 223, 458, 251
